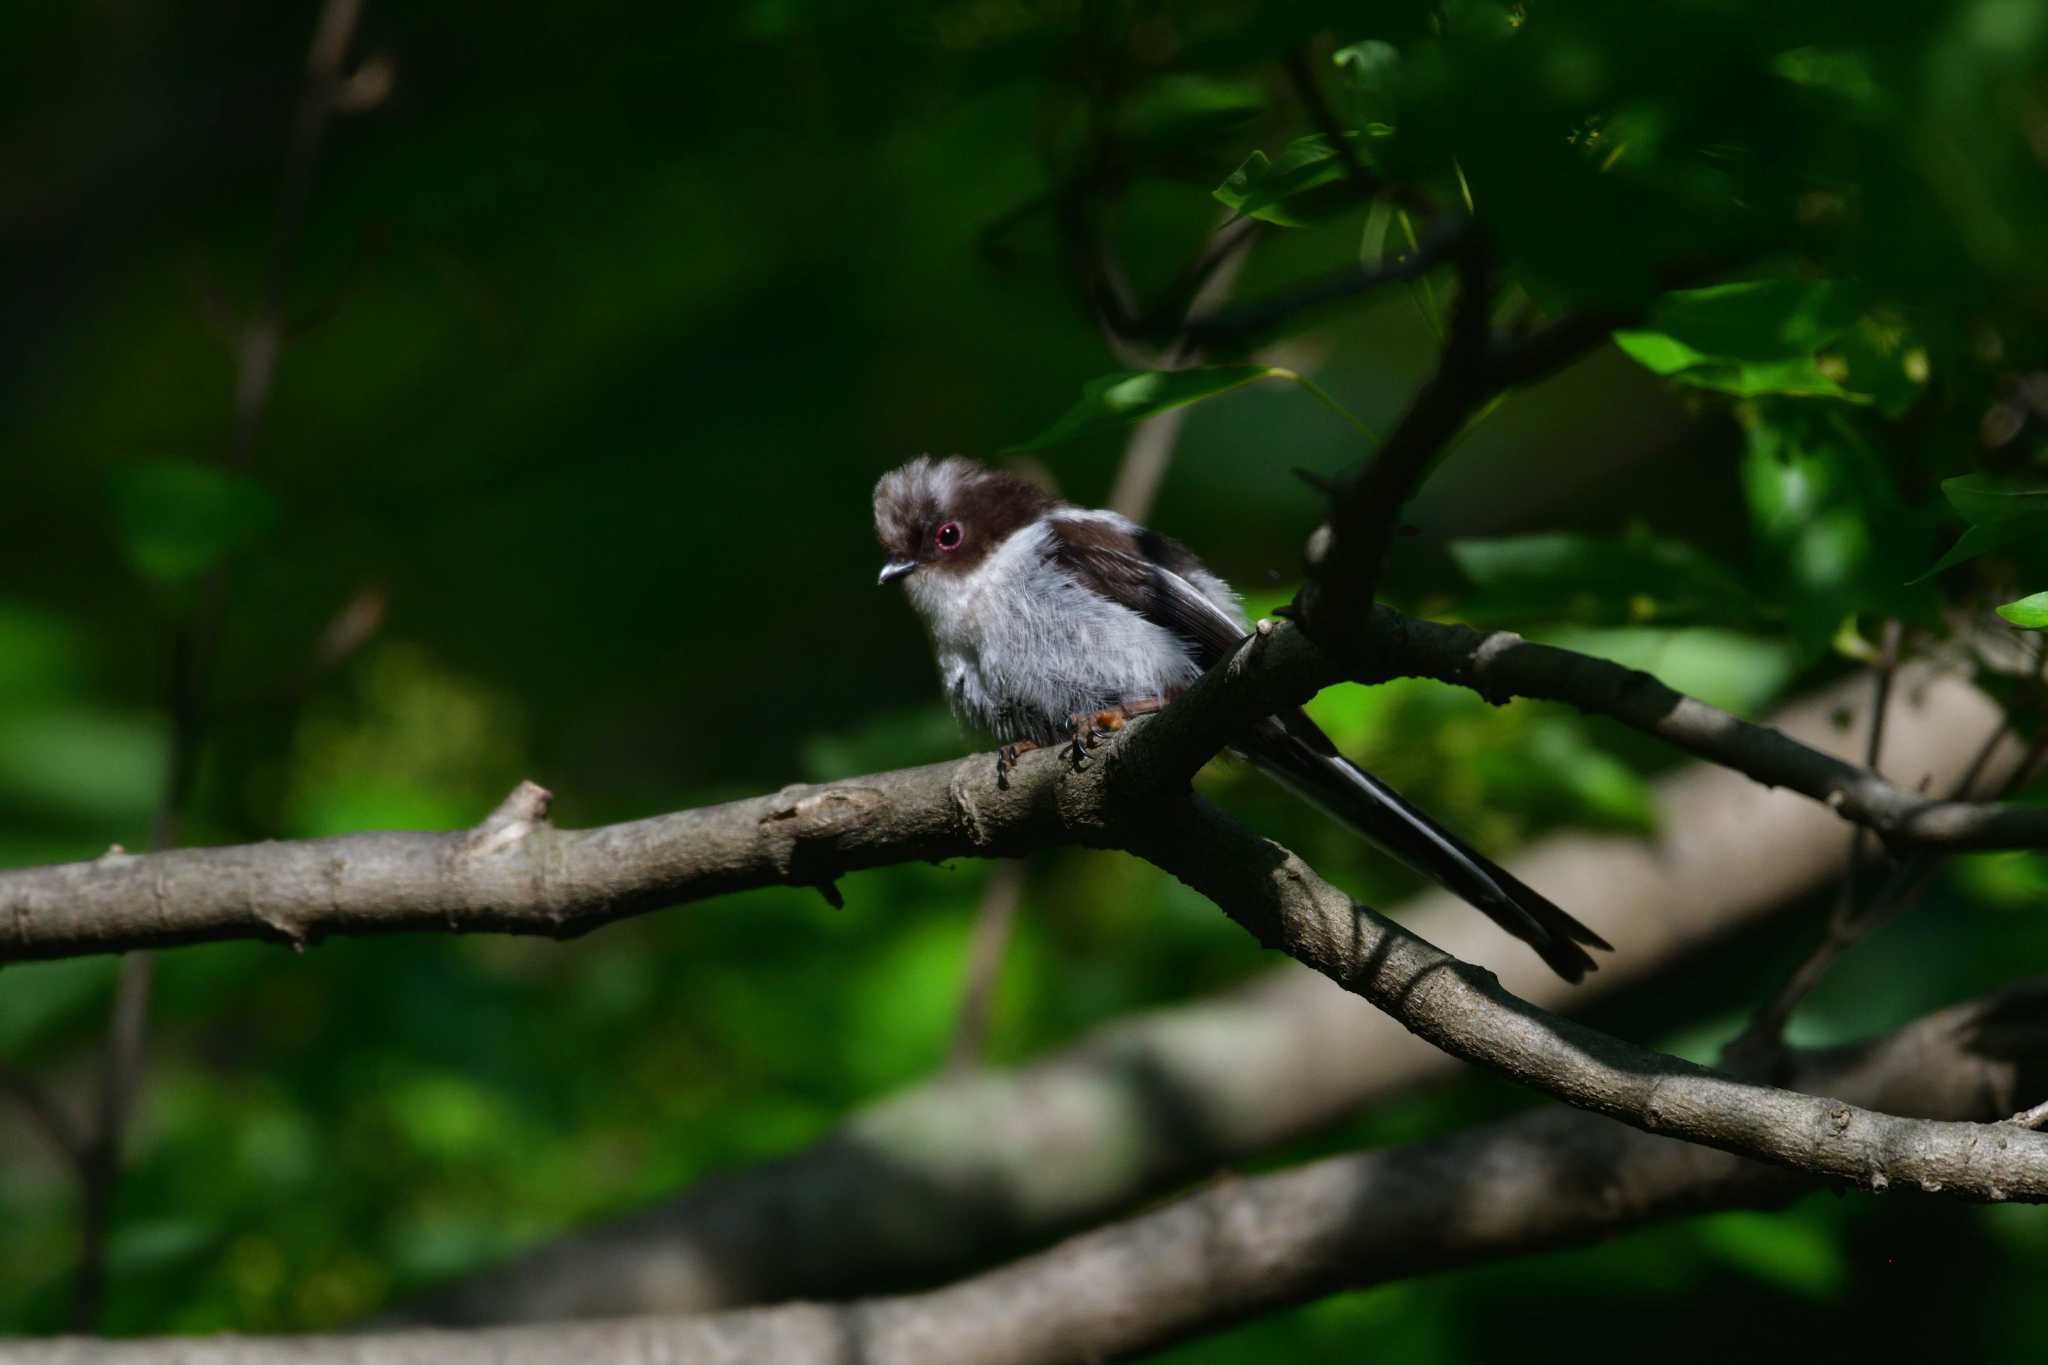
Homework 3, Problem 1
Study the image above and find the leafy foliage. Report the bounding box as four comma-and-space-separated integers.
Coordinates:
5, 0, 2048, 1358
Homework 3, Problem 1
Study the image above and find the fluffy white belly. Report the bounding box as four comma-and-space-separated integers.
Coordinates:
904, 522, 1209, 743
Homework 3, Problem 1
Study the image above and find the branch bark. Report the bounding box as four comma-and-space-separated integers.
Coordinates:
18, 982, 2046, 1365
7, 605, 2042, 970
0, 765, 1081, 964
1127, 793, 2048, 1202
1118, 608, 2048, 851
392, 656, 2011, 1325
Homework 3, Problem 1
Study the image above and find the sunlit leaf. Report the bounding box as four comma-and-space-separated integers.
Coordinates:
1529, 626, 1799, 716
1613, 281, 1890, 401
1996, 592, 2048, 629
1612, 332, 1863, 399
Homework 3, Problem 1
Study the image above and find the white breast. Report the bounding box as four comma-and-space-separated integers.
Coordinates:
902, 518, 1221, 744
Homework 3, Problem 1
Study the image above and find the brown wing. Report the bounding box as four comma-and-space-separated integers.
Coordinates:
1043, 516, 1247, 666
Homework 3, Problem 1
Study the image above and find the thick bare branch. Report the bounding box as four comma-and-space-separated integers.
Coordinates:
1127, 792, 2048, 1201
0, 759, 1090, 964
7, 599, 2040, 970
16, 983, 2046, 1365
395, 659, 2011, 1326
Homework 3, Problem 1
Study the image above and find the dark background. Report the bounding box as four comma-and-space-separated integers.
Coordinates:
2, 1, 2045, 1355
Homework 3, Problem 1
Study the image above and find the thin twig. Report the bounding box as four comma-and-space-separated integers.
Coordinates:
0, 1062, 84, 1165
67, 0, 368, 1332
230, 0, 365, 468
1726, 622, 2036, 1063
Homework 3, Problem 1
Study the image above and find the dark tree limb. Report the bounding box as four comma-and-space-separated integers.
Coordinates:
1350, 609, 2048, 851
1113, 608, 2048, 852
1124, 794, 2048, 1203
394, 658, 1993, 1327
18, 982, 2047, 1365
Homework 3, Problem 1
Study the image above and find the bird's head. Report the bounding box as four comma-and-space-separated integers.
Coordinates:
872, 455, 1052, 586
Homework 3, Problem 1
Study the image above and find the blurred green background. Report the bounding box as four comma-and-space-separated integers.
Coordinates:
3, 0, 2047, 1355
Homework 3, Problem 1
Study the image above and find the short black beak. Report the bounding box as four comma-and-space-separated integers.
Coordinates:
877, 559, 917, 586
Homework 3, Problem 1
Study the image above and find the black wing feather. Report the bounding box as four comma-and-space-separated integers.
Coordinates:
1040, 511, 1611, 982
1042, 518, 1247, 665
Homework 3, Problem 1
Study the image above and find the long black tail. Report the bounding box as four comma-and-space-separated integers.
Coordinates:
1238, 711, 1612, 982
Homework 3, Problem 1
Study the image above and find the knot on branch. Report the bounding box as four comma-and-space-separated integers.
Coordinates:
1468, 630, 1528, 706
467, 780, 554, 856
762, 785, 887, 841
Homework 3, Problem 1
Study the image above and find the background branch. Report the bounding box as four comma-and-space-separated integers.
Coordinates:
393, 659, 2011, 1325
1131, 794, 2048, 1202
24, 982, 2046, 1365
60, 0, 367, 1331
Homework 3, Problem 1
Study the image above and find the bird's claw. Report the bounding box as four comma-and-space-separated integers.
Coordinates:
1060, 709, 1130, 770
994, 740, 1036, 788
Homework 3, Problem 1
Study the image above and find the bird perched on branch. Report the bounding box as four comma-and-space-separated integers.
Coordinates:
872, 455, 1611, 981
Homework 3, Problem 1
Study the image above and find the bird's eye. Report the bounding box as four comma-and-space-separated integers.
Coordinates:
934, 520, 964, 552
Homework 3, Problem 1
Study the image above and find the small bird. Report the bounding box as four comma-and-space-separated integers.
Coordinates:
873, 455, 1611, 981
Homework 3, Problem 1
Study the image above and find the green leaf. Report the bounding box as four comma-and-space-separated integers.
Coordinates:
1613, 280, 1891, 402
1120, 75, 1266, 149
1213, 134, 1381, 227
1003, 366, 1278, 452
109, 458, 280, 586
1997, 592, 2048, 629
1644, 280, 1868, 359
1528, 626, 1800, 717
1333, 40, 1401, 124
1941, 474, 2048, 525
1911, 477, 2048, 581
1695, 1210, 1848, 1298
1739, 410, 1940, 652
1449, 531, 1755, 627
1911, 520, 2037, 582
1474, 717, 1658, 834
1611, 333, 1862, 399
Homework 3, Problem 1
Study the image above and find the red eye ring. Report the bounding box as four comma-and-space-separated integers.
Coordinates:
934, 520, 964, 552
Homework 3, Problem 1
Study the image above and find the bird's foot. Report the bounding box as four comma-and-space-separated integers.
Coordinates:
1060, 706, 1149, 770
994, 739, 1038, 789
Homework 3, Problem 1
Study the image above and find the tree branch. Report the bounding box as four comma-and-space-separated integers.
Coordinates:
395, 654, 1992, 1326
20, 982, 2047, 1365
0, 754, 1099, 964
1126, 792, 2048, 1202
1115, 606, 2048, 852
1356, 608, 2048, 851
7, 605, 2043, 968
